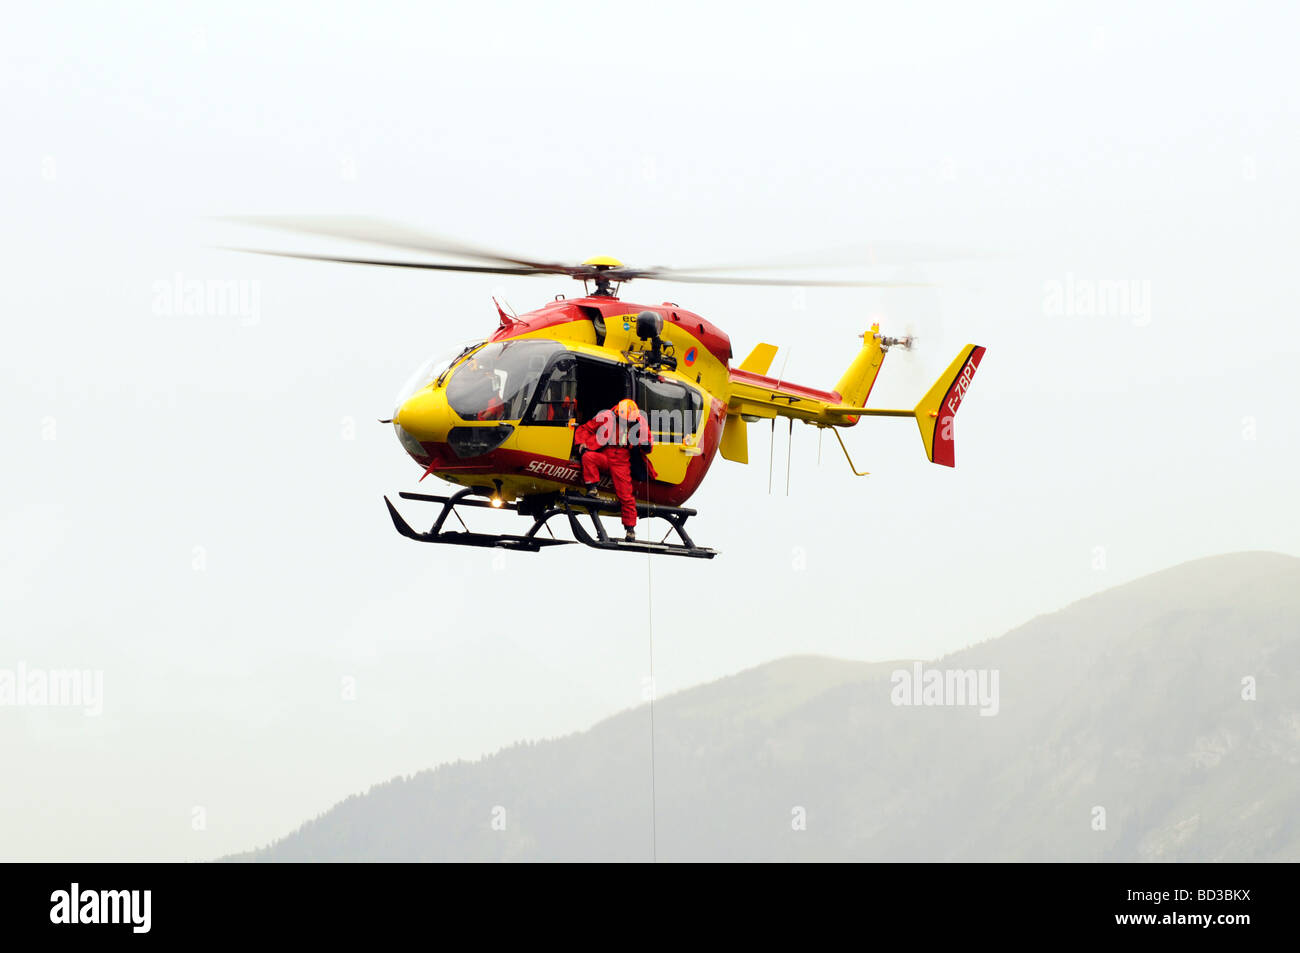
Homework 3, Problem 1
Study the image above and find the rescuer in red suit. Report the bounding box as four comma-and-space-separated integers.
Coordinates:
572, 398, 656, 541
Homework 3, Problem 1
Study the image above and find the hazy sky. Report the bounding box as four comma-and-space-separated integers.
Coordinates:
2, 1, 1297, 860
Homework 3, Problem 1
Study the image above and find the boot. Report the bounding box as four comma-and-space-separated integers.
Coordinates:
624, 527, 636, 542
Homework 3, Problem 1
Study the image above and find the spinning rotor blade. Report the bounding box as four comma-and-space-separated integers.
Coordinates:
223, 248, 553, 276
664, 241, 994, 274
611, 269, 930, 288
219, 217, 939, 287
223, 247, 933, 288
220, 215, 567, 272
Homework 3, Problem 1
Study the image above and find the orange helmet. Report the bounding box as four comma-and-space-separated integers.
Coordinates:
615, 398, 639, 420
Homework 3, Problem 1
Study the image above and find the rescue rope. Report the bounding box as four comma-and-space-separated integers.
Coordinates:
646, 549, 658, 861
644, 471, 659, 862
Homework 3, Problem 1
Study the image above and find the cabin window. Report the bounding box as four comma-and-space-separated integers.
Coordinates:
636, 377, 703, 444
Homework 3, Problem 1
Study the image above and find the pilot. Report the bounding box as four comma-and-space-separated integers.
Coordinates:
460, 359, 506, 420
478, 394, 507, 420
572, 398, 656, 541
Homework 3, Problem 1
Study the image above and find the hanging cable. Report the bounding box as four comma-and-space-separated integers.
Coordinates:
785, 417, 793, 496
644, 473, 658, 862
768, 418, 775, 494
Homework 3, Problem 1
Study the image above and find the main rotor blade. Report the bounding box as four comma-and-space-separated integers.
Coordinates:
609, 270, 932, 288
668, 241, 997, 274
223, 248, 555, 276
219, 216, 565, 271
227, 249, 933, 287
219, 217, 946, 288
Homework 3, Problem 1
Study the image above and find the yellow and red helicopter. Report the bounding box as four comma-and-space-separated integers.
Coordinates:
231, 218, 986, 559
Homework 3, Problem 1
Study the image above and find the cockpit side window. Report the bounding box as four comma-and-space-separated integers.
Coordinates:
525, 355, 579, 426
520, 354, 632, 426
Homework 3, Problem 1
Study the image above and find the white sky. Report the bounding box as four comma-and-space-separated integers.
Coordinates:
2, 1, 1297, 860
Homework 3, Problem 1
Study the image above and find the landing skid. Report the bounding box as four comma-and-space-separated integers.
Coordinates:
384, 489, 718, 559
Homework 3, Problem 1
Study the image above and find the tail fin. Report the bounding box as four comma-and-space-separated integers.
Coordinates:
913, 344, 986, 467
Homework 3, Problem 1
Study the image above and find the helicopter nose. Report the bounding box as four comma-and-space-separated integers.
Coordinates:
394, 386, 452, 443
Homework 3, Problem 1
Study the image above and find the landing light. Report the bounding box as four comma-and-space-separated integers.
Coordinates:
490, 496, 504, 508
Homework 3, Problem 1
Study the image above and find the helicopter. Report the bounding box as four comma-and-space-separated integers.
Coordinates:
228, 218, 986, 559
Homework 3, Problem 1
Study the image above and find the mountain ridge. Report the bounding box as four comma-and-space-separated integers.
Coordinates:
225, 550, 1300, 861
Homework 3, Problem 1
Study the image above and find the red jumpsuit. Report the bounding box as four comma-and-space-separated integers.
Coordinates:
573, 408, 656, 528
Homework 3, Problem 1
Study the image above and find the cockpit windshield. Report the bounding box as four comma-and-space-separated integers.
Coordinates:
445, 339, 562, 421
394, 340, 485, 414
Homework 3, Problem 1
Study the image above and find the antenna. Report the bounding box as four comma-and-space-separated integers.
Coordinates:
773, 347, 793, 496
774, 347, 792, 388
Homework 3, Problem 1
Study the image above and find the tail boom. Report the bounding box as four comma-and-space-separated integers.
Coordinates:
724, 336, 986, 468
